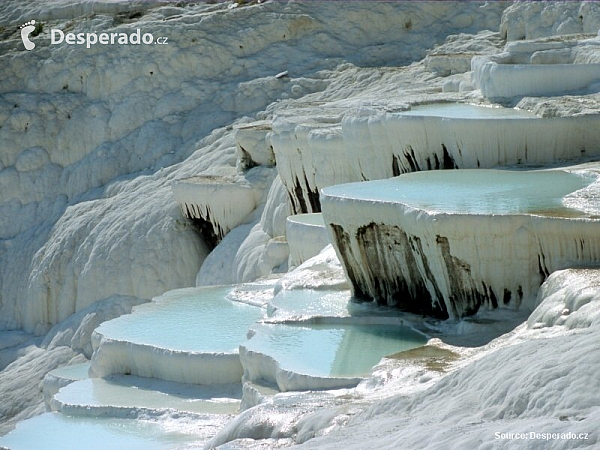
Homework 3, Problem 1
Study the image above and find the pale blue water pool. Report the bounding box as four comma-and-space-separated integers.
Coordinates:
47, 362, 90, 382
267, 289, 351, 318
399, 103, 536, 118
0, 412, 202, 450
95, 286, 264, 353
246, 323, 427, 378
54, 376, 241, 415
323, 169, 595, 216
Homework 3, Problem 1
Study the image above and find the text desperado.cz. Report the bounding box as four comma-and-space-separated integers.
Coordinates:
51, 29, 168, 48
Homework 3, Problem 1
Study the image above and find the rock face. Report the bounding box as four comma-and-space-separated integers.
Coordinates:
322, 168, 600, 319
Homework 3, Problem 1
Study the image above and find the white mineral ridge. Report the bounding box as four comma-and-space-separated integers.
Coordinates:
171, 165, 276, 243
271, 114, 347, 213
472, 34, 600, 100
235, 121, 275, 169
473, 58, 600, 100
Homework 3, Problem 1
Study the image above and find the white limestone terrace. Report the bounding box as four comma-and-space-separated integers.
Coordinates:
0, 411, 225, 450
42, 361, 90, 406
472, 33, 600, 100
321, 165, 600, 320
272, 101, 600, 214
286, 213, 329, 268
171, 166, 275, 249
266, 3, 600, 218
90, 285, 264, 385
423, 30, 506, 79
246, 279, 431, 394
50, 375, 242, 417
271, 108, 348, 214
235, 121, 275, 171
343, 102, 600, 181
470, 1, 600, 101
240, 318, 428, 392
43, 362, 243, 418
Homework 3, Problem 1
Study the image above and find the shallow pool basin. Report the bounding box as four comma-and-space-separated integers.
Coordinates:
241, 321, 427, 391
91, 286, 264, 385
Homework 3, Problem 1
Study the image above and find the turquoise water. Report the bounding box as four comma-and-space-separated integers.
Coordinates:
399, 103, 536, 118
95, 286, 263, 353
323, 169, 594, 216
47, 362, 90, 381
267, 289, 351, 318
55, 377, 241, 415
246, 323, 427, 378
0, 413, 201, 450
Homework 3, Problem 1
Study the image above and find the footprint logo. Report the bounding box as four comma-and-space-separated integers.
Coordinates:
20, 20, 36, 51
